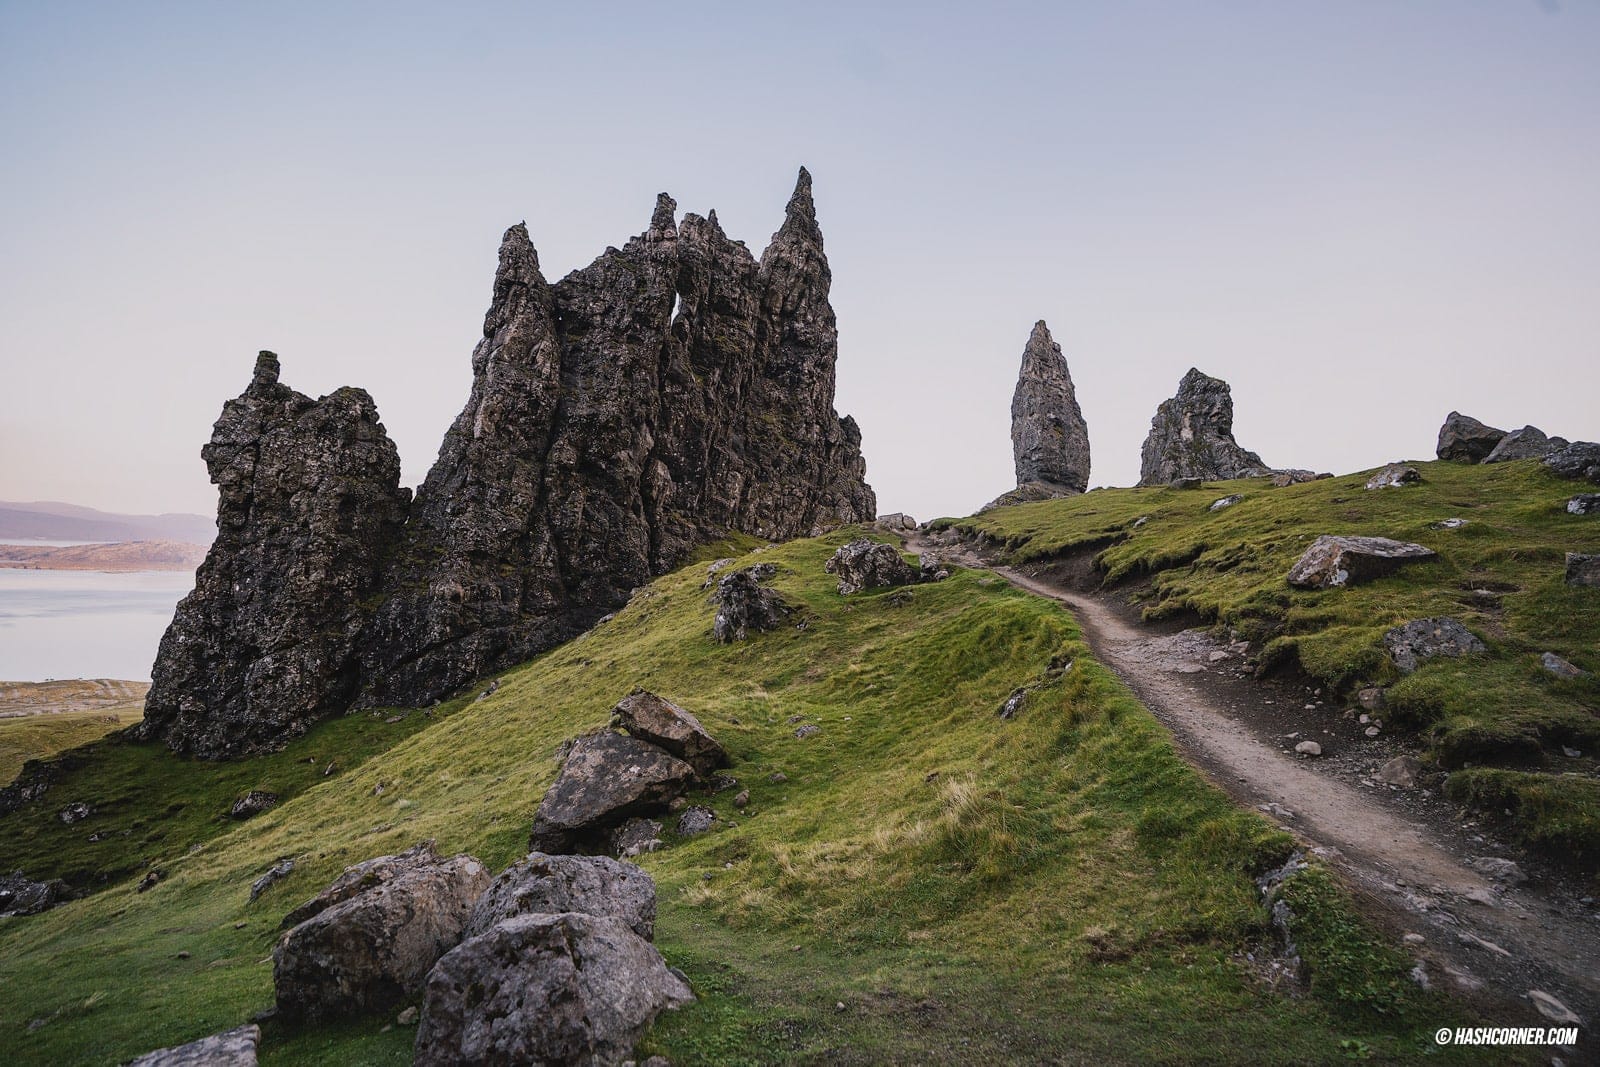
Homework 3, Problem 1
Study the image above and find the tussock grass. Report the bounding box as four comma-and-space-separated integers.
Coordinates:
0, 533, 1485, 1064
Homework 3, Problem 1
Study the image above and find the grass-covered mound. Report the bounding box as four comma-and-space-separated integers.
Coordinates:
942, 458, 1600, 865
0, 532, 1482, 1064
0, 705, 143, 787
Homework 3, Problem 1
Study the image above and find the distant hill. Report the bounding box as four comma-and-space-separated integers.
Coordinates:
0, 501, 213, 544
0, 540, 208, 572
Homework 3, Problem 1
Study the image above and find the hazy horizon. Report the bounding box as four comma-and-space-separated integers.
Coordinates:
3, 2, 1597, 522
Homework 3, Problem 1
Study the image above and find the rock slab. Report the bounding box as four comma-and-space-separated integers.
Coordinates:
1138, 368, 1269, 486
1286, 535, 1437, 589
1435, 412, 1506, 463
712, 566, 790, 643
1566, 553, 1600, 589
528, 733, 697, 854
128, 1024, 261, 1067
1384, 618, 1486, 674
613, 691, 727, 777
825, 538, 921, 594
1010, 320, 1089, 494
467, 852, 657, 941
1484, 425, 1566, 464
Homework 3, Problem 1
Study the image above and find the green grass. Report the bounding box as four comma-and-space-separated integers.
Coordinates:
0, 706, 143, 786
0, 532, 1490, 1064
943, 459, 1600, 866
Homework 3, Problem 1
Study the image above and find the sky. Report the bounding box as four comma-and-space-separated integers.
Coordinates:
2, 0, 1597, 522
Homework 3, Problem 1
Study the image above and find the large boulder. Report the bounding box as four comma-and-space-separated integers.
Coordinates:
0, 870, 72, 917
1484, 425, 1567, 464
1435, 411, 1506, 463
1286, 535, 1437, 589
128, 1024, 261, 1067
1138, 368, 1269, 486
467, 852, 657, 941
825, 538, 921, 595
1566, 553, 1600, 589
1010, 320, 1090, 494
528, 732, 697, 854
280, 840, 442, 929
712, 566, 790, 643
1546, 441, 1600, 485
414, 912, 693, 1067
273, 852, 491, 1023
612, 691, 727, 777
1383, 618, 1487, 674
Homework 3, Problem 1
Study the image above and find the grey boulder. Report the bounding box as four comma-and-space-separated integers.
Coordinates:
613, 691, 727, 777
273, 852, 490, 1023
229, 791, 279, 819
1435, 412, 1506, 463
0, 870, 72, 917
1364, 464, 1421, 490
528, 732, 698, 854
280, 840, 443, 929
1138, 368, 1269, 486
1484, 425, 1567, 464
1567, 553, 1600, 589
468, 852, 657, 941
128, 1024, 261, 1067
1286, 535, 1437, 589
712, 567, 790, 643
1384, 618, 1487, 674
1567, 494, 1600, 515
1546, 442, 1600, 485
414, 912, 693, 1067
825, 538, 920, 594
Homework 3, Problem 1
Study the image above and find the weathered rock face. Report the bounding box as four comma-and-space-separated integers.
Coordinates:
414, 912, 693, 1067
1365, 464, 1420, 490
1567, 553, 1600, 589
1011, 320, 1089, 494
825, 538, 920, 594
528, 733, 698, 854
146, 172, 874, 755
358, 170, 874, 707
467, 852, 657, 941
1436, 412, 1507, 463
0, 870, 72, 917
612, 691, 727, 777
280, 840, 443, 929
1286, 535, 1437, 589
1383, 618, 1486, 674
127, 1024, 261, 1067
712, 566, 790, 643
1485, 425, 1567, 464
1547, 442, 1600, 485
1138, 369, 1269, 486
138, 353, 410, 759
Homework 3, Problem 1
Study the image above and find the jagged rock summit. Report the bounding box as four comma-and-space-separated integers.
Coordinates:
143, 169, 876, 758
1011, 320, 1089, 495
1138, 368, 1269, 486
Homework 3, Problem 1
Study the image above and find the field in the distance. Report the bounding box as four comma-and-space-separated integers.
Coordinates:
0, 680, 147, 785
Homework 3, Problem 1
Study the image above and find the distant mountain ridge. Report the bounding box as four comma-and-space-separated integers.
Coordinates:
0, 501, 213, 544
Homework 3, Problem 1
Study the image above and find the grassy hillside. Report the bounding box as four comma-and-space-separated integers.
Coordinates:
0, 533, 1488, 1064
943, 458, 1600, 866
0, 708, 144, 786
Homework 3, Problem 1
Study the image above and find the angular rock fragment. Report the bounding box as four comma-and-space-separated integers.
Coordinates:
127, 1024, 261, 1067
675, 806, 715, 836
250, 859, 295, 902
1568, 494, 1600, 515
1270, 469, 1328, 487
273, 853, 490, 1023
0, 870, 72, 917
1364, 464, 1420, 490
1435, 412, 1507, 463
467, 852, 657, 941
825, 538, 921, 594
1376, 756, 1421, 788
229, 791, 278, 820
875, 512, 918, 531
414, 912, 693, 1067
1485, 425, 1567, 464
1011, 320, 1090, 494
1383, 618, 1486, 674
613, 691, 727, 777
1286, 535, 1437, 589
1540, 652, 1589, 679
610, 818, 664, 859
280, 840, 442, 929
1209, 495, 1242, 511
1546, 442, 1600, 485
712, 567, 790, 643
1138, 369, 1269, 486
528, 733, 697, 854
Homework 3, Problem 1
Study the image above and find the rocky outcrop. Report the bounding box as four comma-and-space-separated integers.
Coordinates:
528, 733, 698, 854
1010, 320, 1089, 494
280, 840, 443, 929
1384, 618, 1486, 674
825, 538, 921, 594
712, 565, 790, 643
414, 912, 693, 1067
0, 870, 72, 916
1436, 412, 1506, 463
1567, 553, 1600, 589
612, 691, 728, 777
358, 169, 874, 708
1286, 535, 1437, 589
137, 353, 410, 759
147, 171, 875, 756
128, 1024, 261, 1067
1547, 442, 1600, 485
273, 850, 490, 1022
1138, 369, 1269, 486
467, 852, 658, 941
1485, 425, 1567, 464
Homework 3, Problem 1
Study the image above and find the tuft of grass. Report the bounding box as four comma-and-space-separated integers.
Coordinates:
1444, 768, 1600, 864
0, 532, 1486, 1064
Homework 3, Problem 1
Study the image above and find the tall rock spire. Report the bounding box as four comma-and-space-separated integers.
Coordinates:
1010, 320, 1090, 494
1137, 368, 1269, 485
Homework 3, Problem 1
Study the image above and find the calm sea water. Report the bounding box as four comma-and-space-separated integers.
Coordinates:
0, 568, 195, 681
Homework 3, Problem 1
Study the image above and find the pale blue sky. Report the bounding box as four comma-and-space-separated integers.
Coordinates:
3, 1, 1597, 520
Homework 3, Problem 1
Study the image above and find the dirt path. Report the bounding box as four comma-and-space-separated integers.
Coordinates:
911, 532, 1599, 1036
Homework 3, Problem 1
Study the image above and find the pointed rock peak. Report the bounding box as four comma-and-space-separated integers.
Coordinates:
774, 165, 820, 243
1023, 320, 1058, 361
495, 222, 542, 278
1012, 321, 1089, 494
649, 193, 678, 241
251, 350, 281, 390
707, 208, 719, 228
1179, 367, 1222, 392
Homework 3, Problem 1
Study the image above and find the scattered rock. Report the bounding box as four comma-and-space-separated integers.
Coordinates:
1384, 618, 1486, 674
768, 772, 788, 784
281, 841, 443, 928
1567, 494, 1600, 515
1546, 441, 1600, 485
1010, 320, 1089, 494
675, 806, 715, 836
825, 538, 921, 595
137, 869, 164, 893
1258, 802, 1296, 820
1167, 476, 1204, 490
998, 689, 1027, 720
1286, 535, 1436, 589
1468, 857, 1528, 887
712, 567, 791, 642
1363, 726, 1380, 738
1565, 553, 1600, 589
1269, 469, 1328, 487
1435, 411, 1506, 463
612, 691, 728, 777
528, 733, 698, 854
733, 790, 749, 809
610, 818, 664, 859
918, 553, 949, 582
0, 870, 72, 917
1429, 518, 1467, 530
397, 1006, 419, 1026
1375, 756, 1421, 788
1364, 464, 1420, 490
414, 912, 693, 1067
57, 801, 92, 824
250, 859, 296, 902
1294, 741, 1322, 757
127, 1023, 261, 1067
1484, 425, 1566, 464
1356, 687, 1386, 712
1527, 989, 1583, 1026
273, 852, 490, 1023
229, 791, 279, 820
467, 852, 657, 941
1209, 495, 1243, 511
875, 512, 918, 531
793, 724, 821, 739
1540, 652, 1589, 679
1138, 368, 1270, 485
1457, 930, 1511, 957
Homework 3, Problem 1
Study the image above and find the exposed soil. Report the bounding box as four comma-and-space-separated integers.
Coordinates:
910, 530, 1599, 1042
